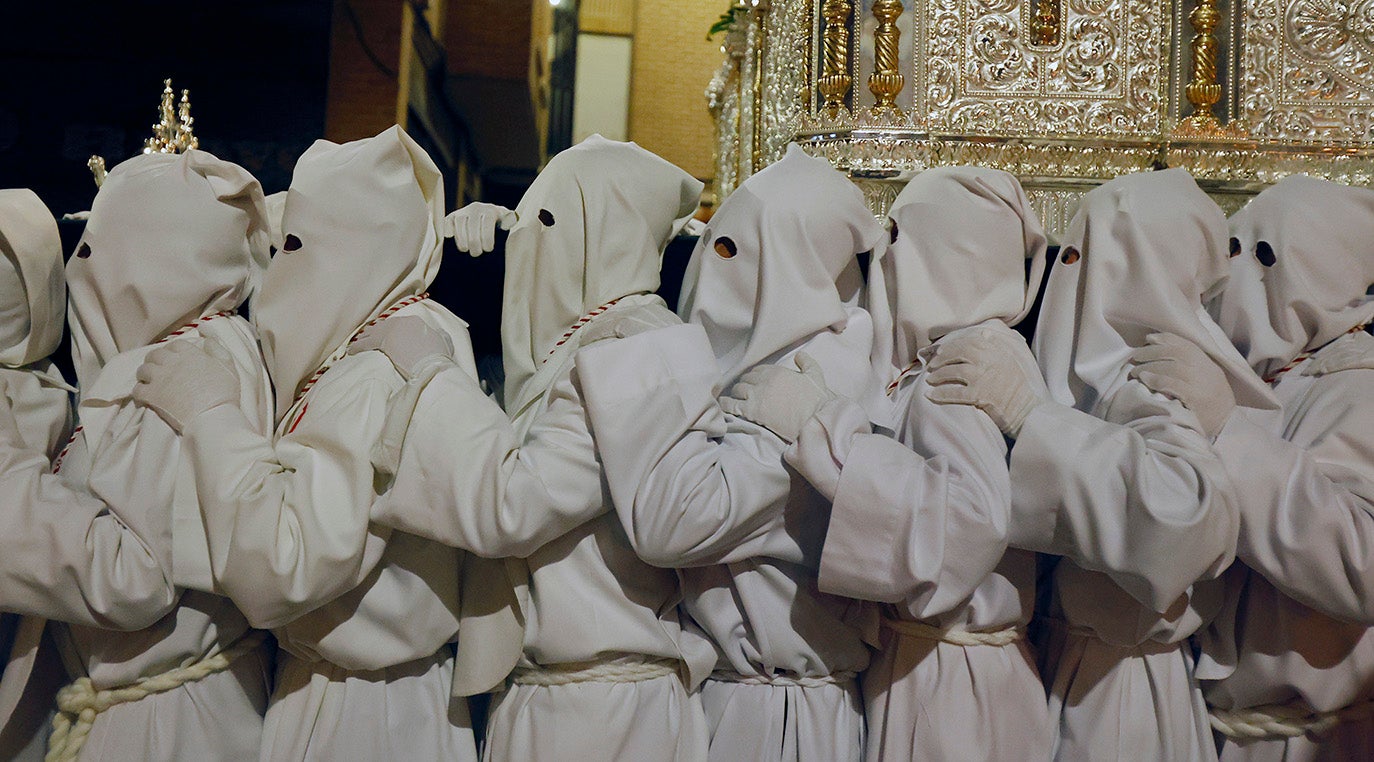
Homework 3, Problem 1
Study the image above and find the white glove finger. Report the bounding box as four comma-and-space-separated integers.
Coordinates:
1130, 343, 1179, 364
925, 366, 973, 387
202, 336, 237, 367
1133, 369, 1185, 401
736, 365, 790, 388
926, 384, 979, 406
794, 352, 821, 375
465, 215, 484, 254
719, 396, 746, 418
497, 208, 518, 230
727, 381, 755, 401
481, 213, 497, 253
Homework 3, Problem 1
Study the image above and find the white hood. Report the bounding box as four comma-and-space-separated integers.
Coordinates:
501, 134, 702, 412
66, 150, 270, 392
1211, 175, 1374, 379
679, 144, 884, 391
0, 189, 64, 369
869, 166, 1047, 399
254, 125, 446, 417
1033, 168, 1275, 415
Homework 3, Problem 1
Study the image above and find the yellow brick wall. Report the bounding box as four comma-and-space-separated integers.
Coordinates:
628, 1, 724, 180
324, 0, 404, 142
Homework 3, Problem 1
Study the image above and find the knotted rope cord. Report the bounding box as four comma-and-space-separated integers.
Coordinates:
51, 310, 238, 474
512, 655, 679, 686
1209, 697, 1374, 740
45, 631, 267, 762
544, 297, 623, 361
1263, 320, 1373, 384
882, 617, 1022, 647
290, 293, 429, 407
710, 669, 858, 688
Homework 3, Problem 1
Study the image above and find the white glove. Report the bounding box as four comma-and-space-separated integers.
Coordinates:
925, 324, 1049, 439
720, 353, 836, 443
349, 315, 455, 380
578, 303, 681, 345
1128, 332, 1236, 440
443, 203, 517, 256
132, 339, 241, 434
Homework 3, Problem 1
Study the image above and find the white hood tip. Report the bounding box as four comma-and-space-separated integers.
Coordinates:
66, 150, 269, 389
1215, 174, 1374, 376
0, 188, 64, 367
256, 124, 447, 415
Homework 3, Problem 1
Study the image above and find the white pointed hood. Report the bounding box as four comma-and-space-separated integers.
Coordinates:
501, 134, 703, 412
1033, 169, 1276, 415
0, 189, 65, 369
869, 166, 1047, 400
679, 144, 885, 391
66, 150, 270, 392
255, 125, 446, 417
1211, 175, 1374, 379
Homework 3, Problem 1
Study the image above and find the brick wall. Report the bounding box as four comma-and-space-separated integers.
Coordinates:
628, 1, 724, 180
324, 0, 404, 142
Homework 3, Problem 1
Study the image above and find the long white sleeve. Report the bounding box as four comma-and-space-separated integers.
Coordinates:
806, 385, 1011, 616
1009, 381, 1236, 613
1216, 369, 1374, 624
576, 324, 799, 568
370, 359, 607, 558
181, 353, 398, 630
0, 426, 174, 631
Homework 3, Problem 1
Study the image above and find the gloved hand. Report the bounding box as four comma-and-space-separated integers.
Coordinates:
444, 203, 517, 256
349, 315, 455, 380
926, 324, 1049, 439
132, 339, 241, 434
1128, 332, 1236, 440
578, 303, 682, 345
720, 353, 836, 443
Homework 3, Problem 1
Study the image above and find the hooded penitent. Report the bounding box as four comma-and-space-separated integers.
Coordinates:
679, 144, 885, 393
1211, 174, 1374, 379
1033, 168, 1276, 416
255, 125, 447, 420
868, 166, 1047, 418
500, 134, 702, 418
66, 151, 270, 394
0, 189, 71, 456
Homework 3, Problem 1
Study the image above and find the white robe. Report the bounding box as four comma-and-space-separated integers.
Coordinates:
375, 299, 712, 762
40, 316, 271, 762
0, 362, 72, 762
578, 322, 875, 762
180, 301, 473, 762
1012, 382, 1236, 762
786, 327, 1051, 761
1198, 330, 1374, 760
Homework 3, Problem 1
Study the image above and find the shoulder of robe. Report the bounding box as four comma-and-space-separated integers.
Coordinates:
1304, 331, 1374, 377
310, 351, 403, 406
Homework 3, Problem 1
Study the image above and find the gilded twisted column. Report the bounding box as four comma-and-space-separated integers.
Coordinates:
818, 0, 853, 119
867, 0, 905, 120
1031, 0, 1060, 46
1176, 0, 1234, 136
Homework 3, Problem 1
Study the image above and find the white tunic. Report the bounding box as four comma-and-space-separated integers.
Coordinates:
0, 363, 72, 762
1198, 331, 1374, 761
181, 303, 472, 762
578, 322, 874, 762
788, 331, 1051, 761
46, 316, 271, 762
1013, 382, 1236, 762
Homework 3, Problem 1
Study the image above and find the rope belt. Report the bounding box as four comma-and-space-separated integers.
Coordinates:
882, 618, 1022, 647
710, 669, 857, 689
512, 655, 680, 687
45, 631, 267, 762
1210, 697, 1374, 741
